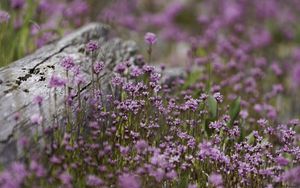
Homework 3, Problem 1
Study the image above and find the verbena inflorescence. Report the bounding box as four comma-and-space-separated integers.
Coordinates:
1, 0, 300, 188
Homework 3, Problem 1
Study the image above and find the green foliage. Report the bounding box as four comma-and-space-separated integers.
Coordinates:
207, 96, 218, 120
183, 70, 201, 90
229, 97, 241, 128
246, 132, 255, 145
177, 174, 189, 188
0, 0, 38, 66
205, 96, 218, 137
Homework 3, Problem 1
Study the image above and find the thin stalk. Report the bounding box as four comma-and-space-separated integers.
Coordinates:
91, 53, 95, 95
147, 44, 152, 64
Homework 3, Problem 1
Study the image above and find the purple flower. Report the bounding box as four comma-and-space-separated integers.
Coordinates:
59, 171, 72, 185
188, 184, 198, 188
213, 92, 223, 103
86, 175, 103, 187
86, 40, 99, 52
64, 0, 89, 20
135, 140, 148, 153
0, 11, 10, 23
18, 136, 29, 149
271, 63, 283, 76
150, 153, 168, 168
29, 160, 46, 177
144, 32, 157, 45
208, 173, 223, 187
74, 74, 86, 85
166, 170, 177, 180
151, 168, 165, 182
150, 72, 161, 82
33, 95, 43, 106
120, 146, 130, 156
130, 67, 144, 77
275, 156, 289, 166
36, 32, 57, 48
10, 0, 25, 9
11, 162, 27, 179
115, 62, 127, 74
282, 166, 300, 185
118, 173, 140, 188
0, 162, 27, 188
251, 29, 271, 48
143, 65, 155, 73
48, 74, 66, 88
93, 61, 104, 74
30, 114, 43, 125
50, 155, 62, 164
292, 63, 300, 88
60, 56, 75, 71
223, 1, 242, 23
111, 76, 125, 86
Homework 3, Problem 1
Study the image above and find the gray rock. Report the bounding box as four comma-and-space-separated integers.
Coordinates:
0, 23, 138, 165
0, 22, 185, 166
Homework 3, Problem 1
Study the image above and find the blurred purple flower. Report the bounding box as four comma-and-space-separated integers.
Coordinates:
10, 0, 25, 10
0, 162, 27, 188
59, 171, 72, 185
49, 74, 66, 88
33, 95, 44, 106
223, 1, 242, 23
292, 63, 300, 88
30, 160, 46, 177
74, 74, 86, 85
144, 32, 157, 45
275, 156, 289, 166
118, 173, 140, 188
208, 173, 223, 187
30, 114, 43, 125
36, 32, 57, 48
151, 168, 165, 182
282, 166, 300, 186
86, 175, 103, 187
0, 11, 10, 23
135, 140, 148, 153
188, 184, 198, 188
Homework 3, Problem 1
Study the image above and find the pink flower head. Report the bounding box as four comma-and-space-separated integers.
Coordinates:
292, 63, 300, 88
74, 74, 86, 85
118, 173, 140, 188
144, 32, 157, 45
30, 114, 43, 125
135, 140, 148, 153
208, 173, 223, 187
60, 56, 75, 71
0, 10, 10, 23
33, 95, 44, 106
86, 175, 103, 186
29, 160, 46, 177
93, 61, 104, 74
275, 156, 289, 166
86, 40, 99, 52
282, 166, 300, 186
59, 171, 72, 185
10, 0, 25, 10
49, 74, 66, 88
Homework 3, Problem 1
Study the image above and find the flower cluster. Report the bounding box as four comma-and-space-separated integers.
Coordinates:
1, 0, 300, 188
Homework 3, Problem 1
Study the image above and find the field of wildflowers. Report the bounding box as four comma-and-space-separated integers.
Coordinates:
1, 0, 300, 187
